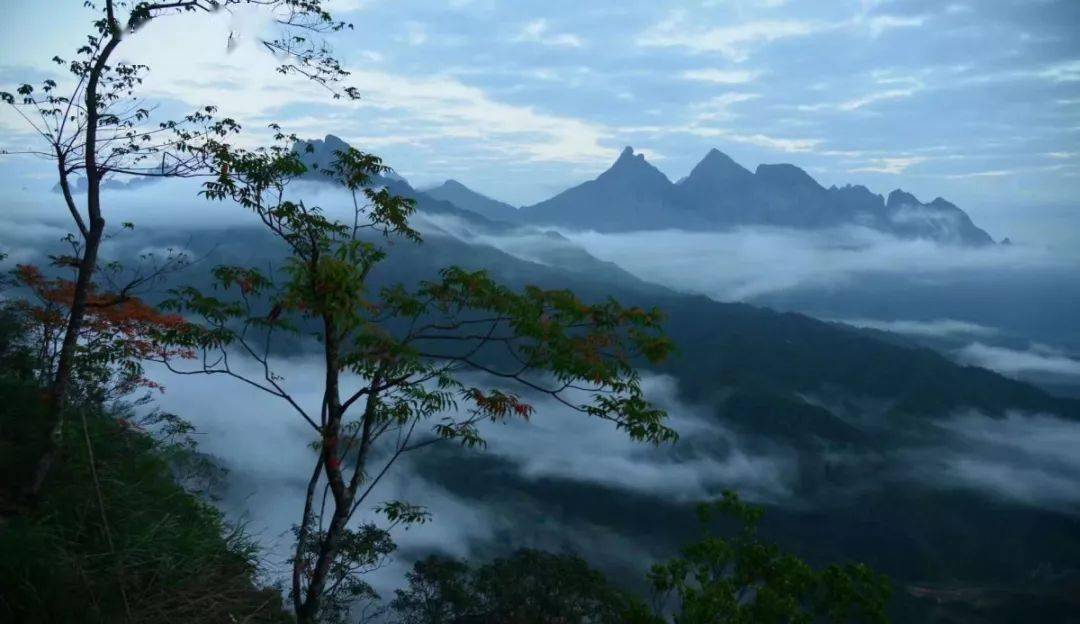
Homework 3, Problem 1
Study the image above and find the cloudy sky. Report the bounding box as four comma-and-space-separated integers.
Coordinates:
1, 0, 1078, 241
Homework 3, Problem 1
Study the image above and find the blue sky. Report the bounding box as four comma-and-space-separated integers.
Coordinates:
1, 0, 1078, 242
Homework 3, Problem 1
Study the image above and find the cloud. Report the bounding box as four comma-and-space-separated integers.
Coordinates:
849, 156, 927, 174
638, 11, 823, 61
1037, 59, 1080, 83
91, 7, 615, 167
798, 72, 925, 113
140, 352, 795, 595
689, 93, 761, 121
679, 69, 759, 84
638, 8, 926, 61
835, 318, 1000, 338
473, 373, 794, 502
143, 356, 500, 596
955, 342, 1080, 380
862, 14, 926, 37
512, 19, 584, 48
548, 225, 1058, 300
837, 86, 922, 111
322, 0, 375, 12
909, 411, 1080, 508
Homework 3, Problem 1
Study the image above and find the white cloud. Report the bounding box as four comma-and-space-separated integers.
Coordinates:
141, 354, 794, 593
679, 69, 759, 84
638, 11, 822, 61
638, 8, 926, 61
799, 73, 924, 113
956, 342, 1080, 379
835, 318, 999, 338
721, 132, 822, 153
863, 14, 926, 37
513, 19, 584, 48
100, 8, 614, 166
939, 169, 1015, 179
837, 85, 921, 111
849, 156, 927, 174
321, 0, 375, 12
1037, 59, 1080, 83
690, 93, 761, 121
912, 412, 1080, 508
551, 225, 1058, 300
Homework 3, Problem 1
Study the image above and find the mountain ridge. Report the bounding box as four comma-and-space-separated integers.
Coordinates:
422, 178, 519, 222
293, 136, 996, 245
519, 147, 996, 245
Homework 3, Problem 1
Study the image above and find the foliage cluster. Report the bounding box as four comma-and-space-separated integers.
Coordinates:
0, 310, 290, 623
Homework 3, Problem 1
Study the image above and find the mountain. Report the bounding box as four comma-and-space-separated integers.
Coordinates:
423, 179, 519, 222
883, 189, 994, 245
292, 136, 994, 245
520, 147, 996, 245
120, 217, 1080, 623
293, 134, 407, 184
520, 147, 704, 231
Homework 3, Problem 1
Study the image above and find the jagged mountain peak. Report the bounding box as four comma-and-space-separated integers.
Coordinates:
607, 146, 657, 171
754, 163, 821, 189
423, 178, 519, 222
682, 148, 753, 185
886, 188, 921, 208
596, 147, 671, 187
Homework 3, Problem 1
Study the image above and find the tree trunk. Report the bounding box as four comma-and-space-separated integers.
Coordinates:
26, 19, 120, 499
27, 218, 105, 496
297, 497, 352, 623
295, 315, 349, 622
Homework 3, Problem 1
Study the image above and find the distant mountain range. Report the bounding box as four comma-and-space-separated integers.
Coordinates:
422, 179, 519, 222
295, 135, 997, 246
518, 147, 995, 245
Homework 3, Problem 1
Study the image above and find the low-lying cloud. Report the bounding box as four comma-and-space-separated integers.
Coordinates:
913, 411, 1080, 509
835, 317, 1000, 338
143, 354, 794, 599
956, 342, 1080, 380
552, 225, 1063, 300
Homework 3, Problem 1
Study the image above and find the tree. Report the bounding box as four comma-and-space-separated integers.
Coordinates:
646, 491, 891, 623
154, 135, 676, 622
10, 250, 194, 406
389, 494, 890, 624
0, 0, 356, 498
391, 550, 646, 624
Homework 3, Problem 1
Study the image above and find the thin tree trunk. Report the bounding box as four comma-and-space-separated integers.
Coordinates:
28, 219, 105, 496
297, 498, 352, 623
26, 15, 121, 499
293, 455, 325, 616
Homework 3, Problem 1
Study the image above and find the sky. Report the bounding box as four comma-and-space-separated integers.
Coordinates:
1, 0, 1078, 242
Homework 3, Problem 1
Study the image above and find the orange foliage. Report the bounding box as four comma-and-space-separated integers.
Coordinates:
13, 263, 195, 393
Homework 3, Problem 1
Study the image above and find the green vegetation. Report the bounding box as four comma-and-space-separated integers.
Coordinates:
388, 492, 890, 624
0, 311, 289, 623
391, 550, 643, 624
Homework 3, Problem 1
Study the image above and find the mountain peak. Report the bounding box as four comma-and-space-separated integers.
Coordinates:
886, 189, 921, 209
599, 146, 669, 186
754, 163, 820, 189
424, 178, 519, 222
322, 134, 350, 152
686, 148, 753, 182
612, 146, 647, 168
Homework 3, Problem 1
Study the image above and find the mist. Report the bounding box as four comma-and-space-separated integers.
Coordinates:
142, 354, 796, 599
911, 411, 1080, 510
